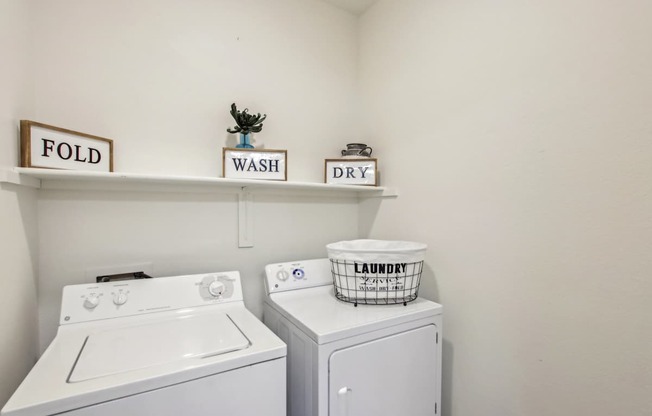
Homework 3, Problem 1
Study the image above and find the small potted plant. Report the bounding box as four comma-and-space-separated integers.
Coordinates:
227, 103, 267, 149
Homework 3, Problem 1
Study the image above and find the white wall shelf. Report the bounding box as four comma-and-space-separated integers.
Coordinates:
1, 168, 398, 248
1, 168, 398, 198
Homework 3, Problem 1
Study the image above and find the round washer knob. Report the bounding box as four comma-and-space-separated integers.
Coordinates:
113, 292, 128, 306
276, 270, 289, 281
208, 281, 225, 297
83, 296, 100, 310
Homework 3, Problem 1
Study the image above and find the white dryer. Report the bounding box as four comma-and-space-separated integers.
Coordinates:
263, 258, 443, 416
2, 271, 286, 416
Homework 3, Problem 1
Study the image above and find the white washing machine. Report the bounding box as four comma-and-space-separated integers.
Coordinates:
263, 258, 443, 416
2, 271, 286, 416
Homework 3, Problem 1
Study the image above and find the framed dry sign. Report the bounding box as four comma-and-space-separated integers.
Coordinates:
222, 148, 287, 181
20, 120, 114, 172
325, 158, 378, 186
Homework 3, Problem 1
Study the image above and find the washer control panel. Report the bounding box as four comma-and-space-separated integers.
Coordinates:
198, 274, 235, 300
60, 271, 242, 325
264, 258, 332, 294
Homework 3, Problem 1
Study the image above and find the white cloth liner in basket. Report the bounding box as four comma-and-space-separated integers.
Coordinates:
326, 240, 427, 305
326, 240, 427, 263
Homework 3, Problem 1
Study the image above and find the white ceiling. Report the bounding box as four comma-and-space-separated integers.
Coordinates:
318, 0, 379, 15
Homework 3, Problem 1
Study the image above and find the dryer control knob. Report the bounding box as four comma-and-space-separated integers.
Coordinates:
208, 281, 225, 297
83, 296, 100, 310
292, 269, 305, 279
113, 292, 128, 306
276, 270, 289, 281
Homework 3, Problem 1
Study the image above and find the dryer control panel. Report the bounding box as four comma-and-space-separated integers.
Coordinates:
265, 258, 332, 294
60, 271, 243, 325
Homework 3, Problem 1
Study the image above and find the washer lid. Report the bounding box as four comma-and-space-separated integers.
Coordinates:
267, 285, 442, 344
69, 312, 249, 382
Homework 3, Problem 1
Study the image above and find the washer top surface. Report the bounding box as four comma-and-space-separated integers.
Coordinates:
268, 285, 441, 344
2, 272, 285, 416
70, 311, 249, 382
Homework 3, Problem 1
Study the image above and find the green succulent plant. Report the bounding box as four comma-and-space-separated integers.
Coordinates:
226, 103, 266, 135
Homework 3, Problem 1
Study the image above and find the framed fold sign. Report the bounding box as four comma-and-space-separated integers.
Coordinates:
20, 120, 114, 172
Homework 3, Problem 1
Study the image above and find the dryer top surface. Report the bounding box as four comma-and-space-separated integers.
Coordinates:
268, 285, 442, 344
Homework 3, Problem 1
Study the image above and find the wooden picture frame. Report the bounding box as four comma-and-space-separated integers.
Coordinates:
20, 120, 114, 172
222, 148, 287, 181
324, 158, 378, 186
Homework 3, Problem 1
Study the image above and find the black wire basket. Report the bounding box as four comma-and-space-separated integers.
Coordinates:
329, 258, 424, 306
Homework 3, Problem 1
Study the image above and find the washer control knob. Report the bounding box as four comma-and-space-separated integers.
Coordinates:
208, 281, 225, 297
113, 292, 128, 306
83, 295, 100, 310
276, 270, 290, 281
292, 269, 305, 279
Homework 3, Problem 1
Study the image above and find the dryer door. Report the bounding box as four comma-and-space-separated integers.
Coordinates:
329, 325, 439, 416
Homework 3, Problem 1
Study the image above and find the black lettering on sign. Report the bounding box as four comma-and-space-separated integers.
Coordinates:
354, 262, 408, 274
88, 148, 101, 164
57, 142, 73, 160
232, 158, 247, 171
74, 145, 87, 162
41, 139, 55, 157
36, 135, 105, 166
231, 157, 281, 173
330, 166, 372, 180
246, 159, 258, 172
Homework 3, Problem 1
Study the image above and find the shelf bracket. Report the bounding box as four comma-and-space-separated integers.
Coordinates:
0, 168, 41, 188
238, 188, 254, 248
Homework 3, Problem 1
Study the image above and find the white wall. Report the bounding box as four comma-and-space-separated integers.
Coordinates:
32, 0, 360, 179
359, 1, 652, 415
37, 190, 360, 350
0, 0, 39, 408
30, 0, 363, 351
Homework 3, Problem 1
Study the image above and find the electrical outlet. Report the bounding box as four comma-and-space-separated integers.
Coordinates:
84, 262, 154, 283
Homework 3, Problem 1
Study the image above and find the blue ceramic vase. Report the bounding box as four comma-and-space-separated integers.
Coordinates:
236, 133, 254, 149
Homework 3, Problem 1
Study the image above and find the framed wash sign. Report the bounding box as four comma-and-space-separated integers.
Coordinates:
222, 148, 287, 181
325, 158, 378, 186
20, 120, 114, 172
